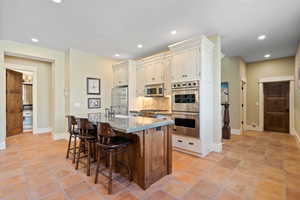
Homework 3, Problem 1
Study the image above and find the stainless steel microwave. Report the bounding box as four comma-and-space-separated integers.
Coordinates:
144, 83, 164, 97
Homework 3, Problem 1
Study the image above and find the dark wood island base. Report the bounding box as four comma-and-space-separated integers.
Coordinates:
117, 125, 172, 190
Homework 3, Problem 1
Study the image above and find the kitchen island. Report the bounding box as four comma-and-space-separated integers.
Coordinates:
76, 113, 174, 190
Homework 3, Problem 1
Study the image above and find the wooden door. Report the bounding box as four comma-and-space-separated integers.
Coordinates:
264, 82, 289, 133
6, 69, 23, 137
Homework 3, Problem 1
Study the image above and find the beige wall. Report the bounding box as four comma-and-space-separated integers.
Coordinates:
246, 57, 295, 127
4, 56, 52, 129
221, 56, 242, 130
295, 44, 300, 137
66, 49, 117, 116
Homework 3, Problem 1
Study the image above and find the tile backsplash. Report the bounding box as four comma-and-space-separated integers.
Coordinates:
135, 96, 171, 111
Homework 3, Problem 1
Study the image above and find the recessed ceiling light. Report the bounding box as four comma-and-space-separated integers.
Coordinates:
258, 35, 266, 40
137, 44, 143, 48
31, 38, 39, 43
264, 54, 271, 58
171, 30, 177, 35
52, 0, 62, 3
115, 54, 120, 57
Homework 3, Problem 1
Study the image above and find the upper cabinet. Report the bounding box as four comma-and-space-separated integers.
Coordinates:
136, 65, 145, 96
170, 49, 199, 81
113, 61, 129, 87
135, 52, 171, 97
144, 61, 165, 85
168, 36, 214, 82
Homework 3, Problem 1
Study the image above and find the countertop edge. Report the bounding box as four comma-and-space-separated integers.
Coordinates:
116, 120, 174, 133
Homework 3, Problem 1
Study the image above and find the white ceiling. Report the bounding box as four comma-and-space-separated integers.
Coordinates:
1, 0, 300, 62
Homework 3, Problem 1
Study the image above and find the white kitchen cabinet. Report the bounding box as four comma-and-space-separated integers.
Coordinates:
170, 48, 199, 82
135, 52, 171, 97
113, 62, 128, 87
136, 66, 145, 96
142, 58, 167, 85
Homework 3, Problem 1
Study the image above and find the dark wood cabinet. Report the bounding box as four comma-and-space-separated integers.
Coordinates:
118, 125, 172, 189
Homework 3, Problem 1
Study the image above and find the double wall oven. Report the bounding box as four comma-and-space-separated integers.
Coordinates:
172, 81, 200, 138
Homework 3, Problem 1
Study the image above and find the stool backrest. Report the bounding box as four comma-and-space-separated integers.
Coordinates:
97, 122, 116, 144
66, 115, 77, 134
78, 118, 91, 136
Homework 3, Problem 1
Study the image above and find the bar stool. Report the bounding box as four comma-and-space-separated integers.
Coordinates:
66, 115, 79, 164
75, 118, 97, 176
94, 122, 132, 194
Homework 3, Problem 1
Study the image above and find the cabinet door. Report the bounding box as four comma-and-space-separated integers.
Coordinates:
154, 61, 165, 83
184, 49, 198, 80
136, 66, 145, 96
171, 53, 184, 81
113, 65, 120, 86
113, 63, 128, 86
119, 63, 128, 85
144, 63, 155, 84
171, 49, 199, 81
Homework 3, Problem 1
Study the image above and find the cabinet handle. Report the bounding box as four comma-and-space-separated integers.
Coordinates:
188, 142, 194, 145
177, 140, 183, 143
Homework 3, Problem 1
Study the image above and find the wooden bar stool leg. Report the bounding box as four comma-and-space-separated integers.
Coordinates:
126, 149, 132, 181
66, 134, 72, 159
95, 146, 101, 184
87, 141, 91, 176
75, 140, 82, 170
108, 151, 113, 194
72, 135, 77, 164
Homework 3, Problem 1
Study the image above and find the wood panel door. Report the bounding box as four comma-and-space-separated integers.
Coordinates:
6, 69, 23, 137
264, 82, 289, 133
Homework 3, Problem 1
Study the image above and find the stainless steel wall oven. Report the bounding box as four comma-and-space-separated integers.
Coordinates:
171, 81, 200, 138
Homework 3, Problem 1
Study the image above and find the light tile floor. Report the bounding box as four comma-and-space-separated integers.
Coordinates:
0, 131, 300, 200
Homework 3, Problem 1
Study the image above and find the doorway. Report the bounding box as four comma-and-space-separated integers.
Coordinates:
6, 69, 23, 137
263, 81, 289, 133
6, 67, 35, 137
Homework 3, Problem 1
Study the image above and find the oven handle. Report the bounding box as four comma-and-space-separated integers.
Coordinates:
172, 88, 199, 91
172, 112, 199, 116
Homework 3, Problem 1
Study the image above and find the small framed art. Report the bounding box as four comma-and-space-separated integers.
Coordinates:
88, 98, 101, 109
87, 78, 101, 95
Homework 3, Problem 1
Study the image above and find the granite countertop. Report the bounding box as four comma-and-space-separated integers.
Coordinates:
130, 110, 173, 116
76, 113, 174, 133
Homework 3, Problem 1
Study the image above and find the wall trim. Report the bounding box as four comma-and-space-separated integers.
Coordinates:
35, 127, 52, 134
231, 129, 241, 135
258, 77, 295, 133
259, 76, 294, 83
52, 132, 69, 140
246, 125, 263, 132
211, 142, 222, 153
0, 140, 6, 150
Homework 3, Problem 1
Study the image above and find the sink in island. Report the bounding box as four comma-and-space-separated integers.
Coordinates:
76, 113, 174, 190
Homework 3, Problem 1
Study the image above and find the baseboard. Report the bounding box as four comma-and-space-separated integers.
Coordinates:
246, 125, 263, 132
231, 129, 241, 135
292, 129, 300, 146
34, 127, 52, 134
173, 147, 202, 157
52, 132, 69, 140
211, 142, 222, 153
0, 140, 6, 150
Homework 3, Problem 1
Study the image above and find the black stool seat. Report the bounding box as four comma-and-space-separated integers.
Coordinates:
98, 136, 131, 149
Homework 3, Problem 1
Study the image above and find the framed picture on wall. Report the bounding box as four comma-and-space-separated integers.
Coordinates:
221, 82, 229, 104
87, 78, 101, 95
88, 98, 101, 109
